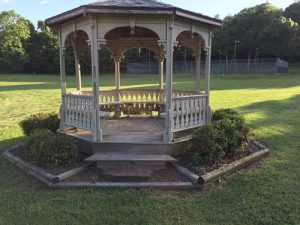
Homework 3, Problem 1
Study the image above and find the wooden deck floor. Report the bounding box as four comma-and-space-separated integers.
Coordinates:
68, 117, 165, 143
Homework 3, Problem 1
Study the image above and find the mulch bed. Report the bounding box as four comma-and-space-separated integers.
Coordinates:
65, 163, 189, 183
177, 140, 262, 176
11, 146, 87, 175
10, 146, 189, 183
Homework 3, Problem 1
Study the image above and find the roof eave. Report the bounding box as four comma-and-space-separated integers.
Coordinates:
45, 6, 222, 28
175, 10, 222, 27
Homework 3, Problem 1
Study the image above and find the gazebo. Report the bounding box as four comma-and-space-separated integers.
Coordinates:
45, 0, 222, 147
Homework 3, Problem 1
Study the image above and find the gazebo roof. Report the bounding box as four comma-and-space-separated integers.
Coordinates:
45, 0, 222, 27
88, 0, 173, 8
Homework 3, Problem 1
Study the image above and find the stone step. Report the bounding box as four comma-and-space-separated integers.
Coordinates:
103, 169, 154, 178
92, 142, 171, 155
85, 153, 177, 163
85, 153, 177, 172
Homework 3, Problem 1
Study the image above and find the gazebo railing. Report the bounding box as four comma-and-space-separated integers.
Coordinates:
62, 94, 94, 131
171, 95, 208, 132
82, 89, 202, 103
63, 91, 208, 133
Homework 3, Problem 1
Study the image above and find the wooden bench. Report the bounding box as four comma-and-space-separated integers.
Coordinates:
100, 101, 166, 118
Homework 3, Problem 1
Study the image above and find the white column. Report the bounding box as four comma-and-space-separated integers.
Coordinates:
113, 56, 121, 101
205, 33, 212, 122
74, 51, 82, 92
159, 57, 164, 91
205, 49, 211, 96
195, 51, 201, 92
91, 20, 102, 143
164, 17, 174, 143
59, 28, 66, 132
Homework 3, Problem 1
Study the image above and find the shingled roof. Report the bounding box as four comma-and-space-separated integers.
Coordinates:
88, 0, 173, 8
45, 0, 222, 27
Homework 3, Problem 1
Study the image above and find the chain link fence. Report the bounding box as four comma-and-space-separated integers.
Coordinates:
127, 58, 288, 75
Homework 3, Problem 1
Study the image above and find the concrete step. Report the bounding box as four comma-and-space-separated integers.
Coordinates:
85, 153, 177, 173
103, 169, 154, 178
92, 142, 172, 155
85, 153, 177, 162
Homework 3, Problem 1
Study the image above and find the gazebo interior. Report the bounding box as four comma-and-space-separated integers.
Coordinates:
63, 26, 208, 143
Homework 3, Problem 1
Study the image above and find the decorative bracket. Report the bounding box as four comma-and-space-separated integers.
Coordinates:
111, 55, 123, 62
204, 47, 210, 56
97, 38, 107, 50
60, 47, 66, 56
173, 41, 179, 48
191, 24, 196, 38
158, 40, 167, 51
130, 17, 136, 35
86, 40, 91, 47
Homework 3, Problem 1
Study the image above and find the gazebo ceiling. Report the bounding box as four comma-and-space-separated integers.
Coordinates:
45, 0, 222, 27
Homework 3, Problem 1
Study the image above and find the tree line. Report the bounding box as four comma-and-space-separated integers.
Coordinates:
0, 2, 299, 74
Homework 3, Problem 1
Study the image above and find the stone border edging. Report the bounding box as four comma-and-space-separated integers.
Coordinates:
57, 162, 93, 182
51, 181, 195, 189
3, 141, 270, 189
171, 162, 199, 184
3, 146, 59, 184
2, 145, 91, 185
2, 146, 197, 189
172, 141, 270, 186
199, 146, 270, 185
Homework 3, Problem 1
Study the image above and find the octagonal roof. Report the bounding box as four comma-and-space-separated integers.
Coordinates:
45, 0, 222, 27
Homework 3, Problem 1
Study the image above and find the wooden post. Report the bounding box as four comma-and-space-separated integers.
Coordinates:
159, 57, 164, 91
164, 17, 174, 143
204, 32, 212, 122
74, 51, 82, 92
195, 53, 201, 92
59, 28, 66, 132
113, 56, 121, 101
91, 18, 102, 143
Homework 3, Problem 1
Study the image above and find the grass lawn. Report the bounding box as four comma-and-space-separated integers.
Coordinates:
0, 72, 299, 225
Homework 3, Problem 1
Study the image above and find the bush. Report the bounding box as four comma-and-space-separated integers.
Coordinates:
212, 108, 241, 122
23, 129, 78, 168
19, 112, 60, 136
187, 123, 226, 165
213, 109, 250, 157
186, 108, 250, 165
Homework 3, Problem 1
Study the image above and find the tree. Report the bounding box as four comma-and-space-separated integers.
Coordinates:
212, 3, 299, 61
24, 21, 59, 74
258, 16, 299, 58
0, 11, 31, 73
284, 2, 300, 25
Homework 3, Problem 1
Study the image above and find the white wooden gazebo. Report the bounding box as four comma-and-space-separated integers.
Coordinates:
46, 0, 222, 145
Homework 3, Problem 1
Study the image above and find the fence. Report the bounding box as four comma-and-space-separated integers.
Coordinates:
127, 58, 289, 75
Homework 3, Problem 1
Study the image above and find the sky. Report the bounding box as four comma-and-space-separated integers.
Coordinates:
0, 0, 296, 26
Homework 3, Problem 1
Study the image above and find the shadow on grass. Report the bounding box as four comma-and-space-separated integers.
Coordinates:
0, 136, 24, 152
0, 83, 61, 92
237, 94, 300, 146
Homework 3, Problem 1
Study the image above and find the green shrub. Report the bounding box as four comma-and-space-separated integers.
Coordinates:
23, 129, 78, 168
186, 108, 250, 165
212, 108, 241, 122
213, 109, 250, 157
187, 123, 226, 165
19, 112, 60, 136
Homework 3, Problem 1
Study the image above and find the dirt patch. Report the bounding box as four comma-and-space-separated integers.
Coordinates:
177, 140, 263, 176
